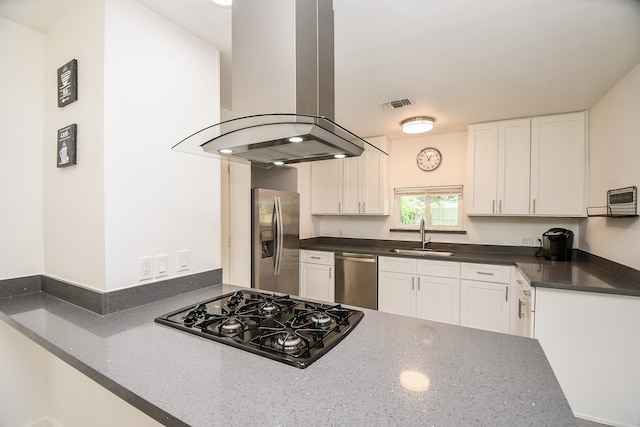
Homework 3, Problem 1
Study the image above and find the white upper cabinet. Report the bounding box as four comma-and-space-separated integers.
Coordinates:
310, 158, 342, 215
467, 119, 530, 215
311, 136, 389, 215
467, 122, 499, 215
498, 119, 531, 215
530, 112, 587, 216
467, 112, 587, 217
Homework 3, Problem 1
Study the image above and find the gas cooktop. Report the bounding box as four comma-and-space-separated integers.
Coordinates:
155, 290, 364, 369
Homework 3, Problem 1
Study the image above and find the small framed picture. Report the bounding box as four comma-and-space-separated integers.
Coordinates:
57, 59, 78, 107
57, 124, 77, 168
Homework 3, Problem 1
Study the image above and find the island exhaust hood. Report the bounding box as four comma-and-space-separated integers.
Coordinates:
172, 0, 386, 168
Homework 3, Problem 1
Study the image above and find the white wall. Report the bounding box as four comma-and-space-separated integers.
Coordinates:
0, 321, 48, 427
305, 131, 581, 246
30, 0, 223, 291
0, 17, 45, 280
42, 0, 107, 289
584, 61, 640, 270
102, 0, 221, 290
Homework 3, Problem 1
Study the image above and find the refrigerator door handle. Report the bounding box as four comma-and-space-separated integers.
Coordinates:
274, 196, 284, 276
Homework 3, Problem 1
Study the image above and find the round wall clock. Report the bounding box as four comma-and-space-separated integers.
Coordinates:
417, 147, 442, 171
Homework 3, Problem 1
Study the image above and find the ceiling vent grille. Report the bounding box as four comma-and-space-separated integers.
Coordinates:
379, 98, 415, 110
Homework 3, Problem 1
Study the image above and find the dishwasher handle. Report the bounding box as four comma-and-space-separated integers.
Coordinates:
335, 253, 377, 263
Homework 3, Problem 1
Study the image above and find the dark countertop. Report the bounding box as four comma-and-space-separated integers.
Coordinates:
0, 283, 576, 427
300, 238, 640, 297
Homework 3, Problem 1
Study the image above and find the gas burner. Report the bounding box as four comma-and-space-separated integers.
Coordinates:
199, 314, 261, 338
220, 318, 243, 336
259, 302, 279, 316
311, 312, 333, 328
235, 294, 297, 317
274, 333, 305, 353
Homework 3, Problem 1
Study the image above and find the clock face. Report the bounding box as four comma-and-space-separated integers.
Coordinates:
417, 147, 442, 171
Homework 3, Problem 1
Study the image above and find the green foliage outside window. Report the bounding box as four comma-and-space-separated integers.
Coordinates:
399, 195, 460, 227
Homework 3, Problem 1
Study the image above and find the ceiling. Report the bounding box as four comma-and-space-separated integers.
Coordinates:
2, 0, 640, 140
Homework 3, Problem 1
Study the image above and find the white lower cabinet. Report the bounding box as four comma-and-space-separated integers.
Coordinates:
378, 256, 461, 325
460, 263, 512, 334
299, 250, 335, 302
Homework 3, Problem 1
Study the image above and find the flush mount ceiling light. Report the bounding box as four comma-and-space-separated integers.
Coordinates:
401, 117, 435, 134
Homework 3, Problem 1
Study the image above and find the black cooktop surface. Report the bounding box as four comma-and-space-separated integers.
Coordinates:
155, 290, 364, 368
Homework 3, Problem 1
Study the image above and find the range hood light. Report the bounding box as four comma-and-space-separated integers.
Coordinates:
334, 154, 346, 159
288, 136, 304, 143
273, 161, 285, 166
219, 148, 234, 154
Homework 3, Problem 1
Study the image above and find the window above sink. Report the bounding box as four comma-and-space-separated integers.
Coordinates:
394, 185, 464, 232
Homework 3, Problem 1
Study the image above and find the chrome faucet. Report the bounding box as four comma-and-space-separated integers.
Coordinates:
419, 217, 431, 249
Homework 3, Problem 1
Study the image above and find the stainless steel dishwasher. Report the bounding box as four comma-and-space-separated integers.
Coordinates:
335, 253, 377, 310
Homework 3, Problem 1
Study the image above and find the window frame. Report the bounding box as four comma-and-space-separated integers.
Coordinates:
394, 185, 464, 231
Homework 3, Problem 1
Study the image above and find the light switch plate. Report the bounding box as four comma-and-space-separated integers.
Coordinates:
177, 250, 190, 272
155, 254, 168, 277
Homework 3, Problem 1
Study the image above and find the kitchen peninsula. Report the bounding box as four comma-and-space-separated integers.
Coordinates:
0, 282, 575, 427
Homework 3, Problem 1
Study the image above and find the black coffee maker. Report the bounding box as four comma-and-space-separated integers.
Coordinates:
542, 228, 574, 261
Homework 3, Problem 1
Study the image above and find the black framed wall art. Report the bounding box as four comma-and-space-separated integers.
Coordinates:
57, 59, 78, 107
57, 124, 77, 167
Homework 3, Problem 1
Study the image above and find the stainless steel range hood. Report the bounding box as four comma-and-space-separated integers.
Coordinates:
172, 0, 386, 168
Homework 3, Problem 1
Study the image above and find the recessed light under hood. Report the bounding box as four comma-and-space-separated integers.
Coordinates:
172, 0, 386, 168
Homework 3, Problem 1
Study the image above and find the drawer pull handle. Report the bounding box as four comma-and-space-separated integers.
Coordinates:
476, 271, 494, 276
310, 256, 321, 260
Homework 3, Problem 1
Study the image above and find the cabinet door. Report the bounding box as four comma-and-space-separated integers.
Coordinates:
530, 112, 587, 216
300, 262, 334, 302
360, 141, 389, 215
416, 275, 460, 325
378, 271, 415, 317
467, 122, 499, 215
310, 159, 342, 214
341, 157, 361, 214
498, 119, 531, 215
460, 279, 510, 333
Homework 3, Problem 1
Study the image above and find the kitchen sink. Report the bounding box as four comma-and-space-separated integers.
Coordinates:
389, 248, 455, 257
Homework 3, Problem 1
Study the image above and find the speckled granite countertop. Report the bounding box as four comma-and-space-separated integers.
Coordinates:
300, 239, 640, 297
0, 283, 576, 427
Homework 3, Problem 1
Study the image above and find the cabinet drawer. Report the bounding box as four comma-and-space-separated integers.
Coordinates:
461, 263, 512, 284
378, 256, 417, 274
416, 259, 461, 278
300, 250, 334, 266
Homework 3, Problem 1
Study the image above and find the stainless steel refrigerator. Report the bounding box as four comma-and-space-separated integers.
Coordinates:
251, 188, 300, 295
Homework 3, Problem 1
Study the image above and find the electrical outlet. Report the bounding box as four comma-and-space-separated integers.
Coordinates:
155, 254, 168, 278
140, 256, 153, 280
177, 250, 190, 272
